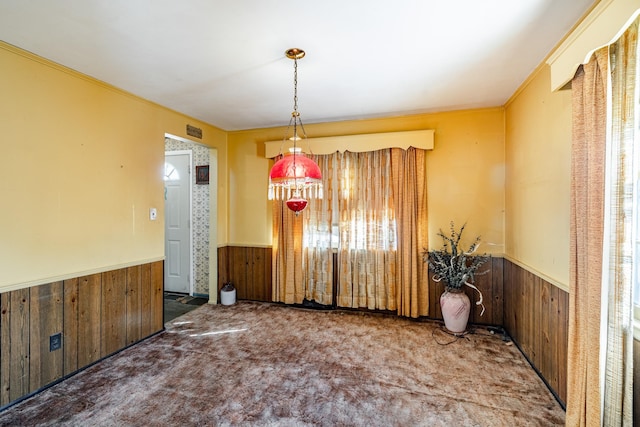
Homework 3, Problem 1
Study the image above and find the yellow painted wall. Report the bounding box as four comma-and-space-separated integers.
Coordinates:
0, 42, 228, 291
227, 108, 505, 253
504, 64, 572, 290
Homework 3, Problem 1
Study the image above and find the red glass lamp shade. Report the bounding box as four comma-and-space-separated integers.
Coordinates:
268, 148, 322, 214
285, 196, 308, 213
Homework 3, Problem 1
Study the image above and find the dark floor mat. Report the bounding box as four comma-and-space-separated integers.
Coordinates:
184, 297, 207, 306
164, 293, 183, 301
164, 293, 208, 306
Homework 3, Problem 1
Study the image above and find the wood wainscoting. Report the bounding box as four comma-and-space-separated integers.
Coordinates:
217, 246, 272, 302
0, 261, 163, 408
218, 247, 506, 326
503, 259, 569, 406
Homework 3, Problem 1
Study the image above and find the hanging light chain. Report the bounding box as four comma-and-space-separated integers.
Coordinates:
293, 57, 298, 115
292, 56, 298, 187
293, 51, 309, 153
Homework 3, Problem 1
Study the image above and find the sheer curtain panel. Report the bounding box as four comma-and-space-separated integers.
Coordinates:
336, 150, 397, 310
600, 20, 636, 426
302, 154, 335, 306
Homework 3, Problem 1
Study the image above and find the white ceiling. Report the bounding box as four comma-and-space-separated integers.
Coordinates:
0, 0, 595, 131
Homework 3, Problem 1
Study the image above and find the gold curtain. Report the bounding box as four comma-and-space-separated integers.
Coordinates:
336, 150, 397, 310
601, 20, 636, 426
271, 155, 304, 304
567, 48, 608, 426
273, 147, 428, 318
391, 147, 429, 318
567, 19, 639, 425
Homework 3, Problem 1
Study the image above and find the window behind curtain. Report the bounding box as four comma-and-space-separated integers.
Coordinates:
301, 155, 336, 306
337, 150, 396, 252
302, 149, 397, 309
632, 53, 640, 332
634, 141, 640, 330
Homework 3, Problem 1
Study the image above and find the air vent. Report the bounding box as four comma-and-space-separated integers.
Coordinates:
186, 124, 202, 139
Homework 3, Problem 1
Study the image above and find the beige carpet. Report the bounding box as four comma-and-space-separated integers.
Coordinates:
0, 301, 564, 426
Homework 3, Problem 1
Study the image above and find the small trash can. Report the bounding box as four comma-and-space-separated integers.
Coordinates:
220, 282, 236, 305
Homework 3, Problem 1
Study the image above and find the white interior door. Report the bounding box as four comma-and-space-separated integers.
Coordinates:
164, 152, 192, 294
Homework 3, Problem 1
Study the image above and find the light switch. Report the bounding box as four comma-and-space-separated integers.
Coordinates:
149, 208, 157, 220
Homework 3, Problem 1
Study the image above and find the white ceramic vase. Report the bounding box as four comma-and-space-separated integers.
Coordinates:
440, 289, 471, 334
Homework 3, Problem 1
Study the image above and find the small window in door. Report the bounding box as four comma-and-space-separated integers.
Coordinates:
164, 162, 180, 181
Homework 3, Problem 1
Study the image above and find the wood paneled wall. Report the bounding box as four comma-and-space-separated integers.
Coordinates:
0, 261, 163, 408
218, 246, 272, 302
503, 259, 569, 405
218, 247, 506, 326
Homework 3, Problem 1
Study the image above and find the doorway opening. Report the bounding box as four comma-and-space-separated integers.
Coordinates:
163, 134, 218, 323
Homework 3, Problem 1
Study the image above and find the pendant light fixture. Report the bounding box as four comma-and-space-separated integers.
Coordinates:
268, 48, 323, 215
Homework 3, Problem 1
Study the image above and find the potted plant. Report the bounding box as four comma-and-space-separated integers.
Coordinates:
423, 222, 490, 334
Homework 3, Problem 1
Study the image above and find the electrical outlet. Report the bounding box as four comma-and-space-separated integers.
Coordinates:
50, 333, 62, 352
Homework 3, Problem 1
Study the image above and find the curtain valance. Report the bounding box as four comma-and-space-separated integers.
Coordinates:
546, 0, 639, 91
264, 129, 434, 159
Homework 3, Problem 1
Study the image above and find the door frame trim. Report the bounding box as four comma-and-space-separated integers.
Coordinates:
164, 150, 194, 296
